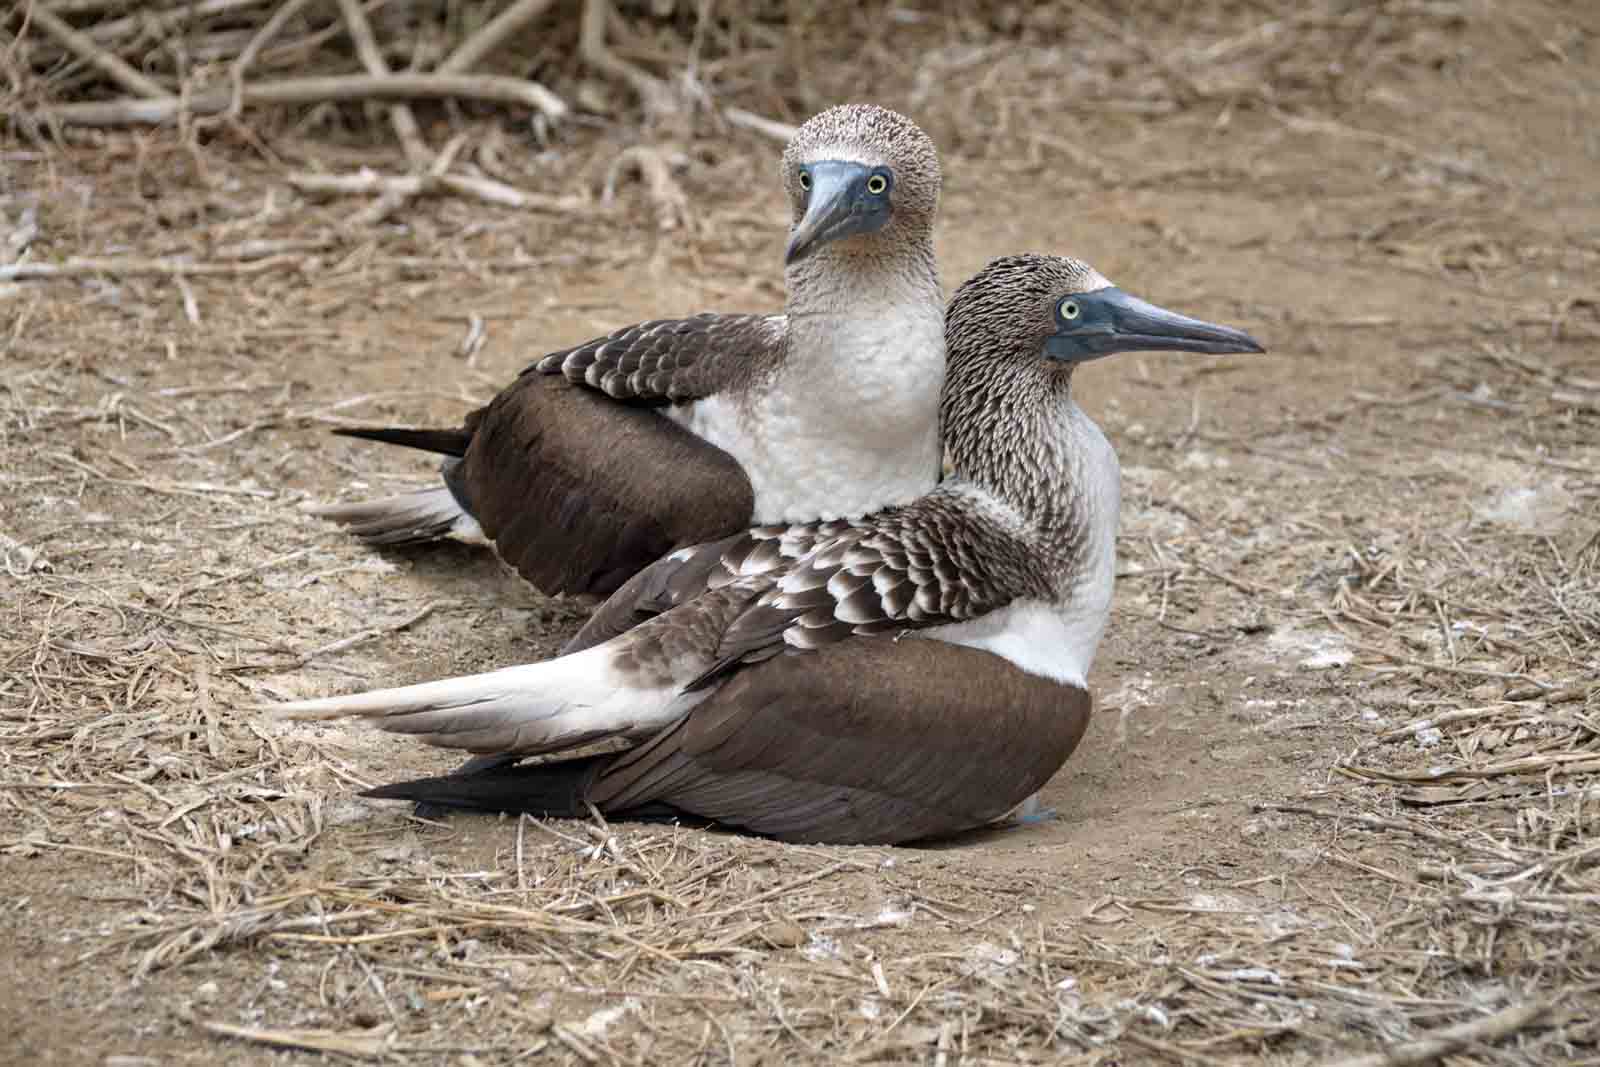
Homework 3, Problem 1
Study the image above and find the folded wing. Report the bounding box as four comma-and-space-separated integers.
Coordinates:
320, 313, 782, 597
366, 638, 1093, 845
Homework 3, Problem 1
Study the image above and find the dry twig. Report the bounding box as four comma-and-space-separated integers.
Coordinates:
603, 145, 691, 231
335, 0, 429, 170
27, 4, 171, 100
579, 0, 675, 116
36, 72, 567, 126
1316, 997, 1555, 1067
437, 0, 559, 76
286, 170, 587, 214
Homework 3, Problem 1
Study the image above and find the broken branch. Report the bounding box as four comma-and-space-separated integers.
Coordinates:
437, 0, 558, 75
35, 72, 568, 127
28, 4, 172, 100
286, 170, 588, 214
336, 0, 430, 170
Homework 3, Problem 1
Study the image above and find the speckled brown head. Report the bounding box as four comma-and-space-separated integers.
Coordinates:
945, 253, 1263, 387
779, 104, 941, 265
930, 255, 1264, 569
942, 254, 1264, 456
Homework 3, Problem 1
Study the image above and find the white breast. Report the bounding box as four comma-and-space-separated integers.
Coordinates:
666, 299, 946, 523
918, 596, 1109, 690
916, 408, 1122, 690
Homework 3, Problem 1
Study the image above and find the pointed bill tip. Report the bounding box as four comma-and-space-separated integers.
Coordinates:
1091, 289, 1267, 359
1235, 331, 1267, 355
783, 233, 815, 266
1119, 296, 1266, 357
784, 199, 842, 266
784, 161, 887, 266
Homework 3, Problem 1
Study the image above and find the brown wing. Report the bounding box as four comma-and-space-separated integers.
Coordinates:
561, 520, 856, 653
326, 312, 781, 597
460, 372, 754, 598
684, 490, 1057, 687
588, 638, 1092, 845
534, 313, 781, 404
561, 534, 746, 653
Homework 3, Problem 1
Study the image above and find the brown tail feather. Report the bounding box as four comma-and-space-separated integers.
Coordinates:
362, 757, 690, 825
311, 486, 470, 545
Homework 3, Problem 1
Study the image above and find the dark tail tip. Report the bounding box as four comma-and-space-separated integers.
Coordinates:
334, 426, 471, 457
359, 758, 607, 818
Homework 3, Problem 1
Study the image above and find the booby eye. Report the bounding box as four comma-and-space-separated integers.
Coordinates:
798, 169, 811, 191
1059, 298, 1081, 321
865, 174, 888, 195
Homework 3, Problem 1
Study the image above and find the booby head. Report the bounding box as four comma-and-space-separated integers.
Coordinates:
946, 254, 1264, 376
942, 254, 1264, 519
781, 104, 941, 266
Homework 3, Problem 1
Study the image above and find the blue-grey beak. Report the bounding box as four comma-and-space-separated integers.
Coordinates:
1045, 287, 1265, 362
785, 161, 888, 265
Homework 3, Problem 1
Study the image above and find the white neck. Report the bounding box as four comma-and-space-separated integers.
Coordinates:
671, 245, 946, 523
1042, 404, 1122, 683
921, 400, 1122, 688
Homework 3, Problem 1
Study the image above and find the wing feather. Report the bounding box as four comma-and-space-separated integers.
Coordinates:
580, 486, 1058, 690
457, 373, 753, 597
534, 313, 783, 404
689, 489, 1055, 684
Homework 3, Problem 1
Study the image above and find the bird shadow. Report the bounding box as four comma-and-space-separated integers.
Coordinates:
906, 810, 1063, 852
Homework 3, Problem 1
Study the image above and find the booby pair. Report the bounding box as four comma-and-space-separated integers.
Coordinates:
273, 255, 1264, 845
316, 104, 946, 599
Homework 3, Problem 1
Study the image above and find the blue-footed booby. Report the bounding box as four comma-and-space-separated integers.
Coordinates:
315, 104, 946, 599
272, 255, 1264, 845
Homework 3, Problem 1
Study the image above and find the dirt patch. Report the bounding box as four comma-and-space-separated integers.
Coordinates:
3, 1, 1598, 1063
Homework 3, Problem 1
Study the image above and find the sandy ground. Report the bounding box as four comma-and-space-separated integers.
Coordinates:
2, 2, 1598, 1064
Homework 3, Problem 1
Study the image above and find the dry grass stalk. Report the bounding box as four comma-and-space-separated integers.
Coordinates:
1, 252, 304, 280
199, 1020, 394, 1058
